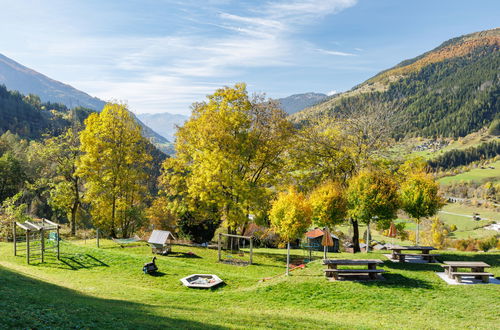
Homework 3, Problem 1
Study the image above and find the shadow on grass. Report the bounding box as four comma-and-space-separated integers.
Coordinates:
148, 271, 167, 277
356, 273, 434, 289
28, 252, 110, 271
382, 260, 444, 272
0, 265, 226, 329
168, 251, 202, 259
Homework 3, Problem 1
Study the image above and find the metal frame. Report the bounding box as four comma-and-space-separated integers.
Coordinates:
217, 233, 253, 265
14, 218, 60, 264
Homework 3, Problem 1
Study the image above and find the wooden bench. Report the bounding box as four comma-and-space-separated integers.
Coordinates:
450, 272, 493, 283
324, 268, 386, 281
393, 253, 440, 262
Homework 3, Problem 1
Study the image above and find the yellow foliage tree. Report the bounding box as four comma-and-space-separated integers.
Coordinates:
77, 103, 152, 237
163, 83, 293, 234
399, 162, 444, 245
269, 187, 312, 275
309, 180, 346, 228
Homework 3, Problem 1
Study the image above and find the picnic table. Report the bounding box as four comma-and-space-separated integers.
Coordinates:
323, 259, 386, 280
441, 261, 493, 283
389, 246, 439, 262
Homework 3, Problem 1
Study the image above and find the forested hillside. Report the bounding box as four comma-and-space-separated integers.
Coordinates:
293, 28, 500, 139
0, 84, 93, 139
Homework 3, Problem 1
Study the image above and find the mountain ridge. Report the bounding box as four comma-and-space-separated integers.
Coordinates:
292, 27, 500, 139
0, 53, 170, 147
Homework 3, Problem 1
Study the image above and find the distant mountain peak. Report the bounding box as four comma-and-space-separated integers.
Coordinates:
278, 92, 328, 115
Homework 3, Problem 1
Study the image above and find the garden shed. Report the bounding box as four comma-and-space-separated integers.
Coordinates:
304, 228, 339, 253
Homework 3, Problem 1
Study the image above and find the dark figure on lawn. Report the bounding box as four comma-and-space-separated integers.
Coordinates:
143, 256, 158, 274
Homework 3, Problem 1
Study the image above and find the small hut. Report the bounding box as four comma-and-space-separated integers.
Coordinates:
304, 228, 339, 253
148, 230, 175, 255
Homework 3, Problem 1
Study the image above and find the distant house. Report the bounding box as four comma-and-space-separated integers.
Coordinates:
304, 228, 339, 253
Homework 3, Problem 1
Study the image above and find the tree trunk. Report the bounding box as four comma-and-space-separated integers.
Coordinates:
70, 202, 78, 236
351, 218, 361, 253
110, 197, 116, 238
416, 219, 420, 245
70, 177, 80, 237
366, 221, 371, 253
286, 242, 290, 276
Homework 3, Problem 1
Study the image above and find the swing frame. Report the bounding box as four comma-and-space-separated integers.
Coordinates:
217, 233, 253, 265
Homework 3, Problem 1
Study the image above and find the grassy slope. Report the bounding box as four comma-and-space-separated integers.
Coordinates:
0, 241, 499, 329
438, 160, 500, 185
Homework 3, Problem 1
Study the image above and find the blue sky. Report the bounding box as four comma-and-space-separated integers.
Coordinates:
1, 0, 499, 115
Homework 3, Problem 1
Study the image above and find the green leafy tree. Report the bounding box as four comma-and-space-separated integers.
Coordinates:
346, 167, 399, 252
399, 165, 444, 245
269, 187, 311, 275
77, 103, 152, 237
35, 127, 83, 236
0, 152, 26, 202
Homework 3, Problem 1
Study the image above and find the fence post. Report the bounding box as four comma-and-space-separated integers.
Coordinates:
41, 229, 45, 263
218, 233, 222, 262
249, 238, 253, 265
13, 222, 16, 256
26, 230, 30, 264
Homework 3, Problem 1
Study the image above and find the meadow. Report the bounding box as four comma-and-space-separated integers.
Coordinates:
0, 240, 499, 329
438, 160, 500, 186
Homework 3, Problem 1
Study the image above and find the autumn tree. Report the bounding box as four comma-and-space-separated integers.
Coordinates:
269, 187, 312, 275
162, 83, 294, 237
346, 167, 399, 252
77, 103, 152, 237
34, 127, 83, 236
399, 161, 444, 245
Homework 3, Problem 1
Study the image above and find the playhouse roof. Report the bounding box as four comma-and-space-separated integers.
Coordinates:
305, 228, 338, 240
148, 230, 175, 244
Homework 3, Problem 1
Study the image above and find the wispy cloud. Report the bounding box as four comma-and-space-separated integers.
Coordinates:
316, 48, 356, 56
1, 0, 359, 114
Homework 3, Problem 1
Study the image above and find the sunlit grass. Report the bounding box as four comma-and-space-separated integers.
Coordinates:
0, 241, 499, 328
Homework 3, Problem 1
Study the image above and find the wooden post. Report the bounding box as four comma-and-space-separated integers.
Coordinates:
416, 220, 420, 245
57, 225, 60, 260
26, 230, 30, 264
96, 229, 100, 248
366, 221, 370, 253
249, 237, 253, 265
286, 242, 290, 276
218, 233, 222, 262
41, 229, 45, 263
13, 222, 16, 256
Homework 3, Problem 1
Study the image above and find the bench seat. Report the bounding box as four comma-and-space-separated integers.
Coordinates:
324, 268, 386, 280
392, 253, 439, 262
450, 271, 493, 283
393, 253, 440, 257
324, 269, 386, 273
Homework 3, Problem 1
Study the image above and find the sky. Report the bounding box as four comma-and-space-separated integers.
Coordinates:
0, 0, 499, 115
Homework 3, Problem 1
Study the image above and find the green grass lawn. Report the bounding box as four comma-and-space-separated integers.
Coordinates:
438, 160, 500, 185
0, 241, 499, 329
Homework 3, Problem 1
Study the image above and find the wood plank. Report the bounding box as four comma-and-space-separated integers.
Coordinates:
324, 269, 386, 273
443, 261, 490, 268
323, 259, 383, 265
450, 272, 493, 276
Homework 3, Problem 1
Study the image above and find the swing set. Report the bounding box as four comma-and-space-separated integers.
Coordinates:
217, 233, 254, 265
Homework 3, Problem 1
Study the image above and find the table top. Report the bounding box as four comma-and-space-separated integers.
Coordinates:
323, 259, 383, 265
443, 261, 490, 267
389, 246, 436, 251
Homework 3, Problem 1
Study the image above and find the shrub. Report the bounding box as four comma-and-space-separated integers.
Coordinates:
478, 236, 498, 252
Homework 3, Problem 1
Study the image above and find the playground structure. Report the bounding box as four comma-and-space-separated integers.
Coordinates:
14, 218, 60, 264
217, 233, 253, 265
148, 230, 176, 255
